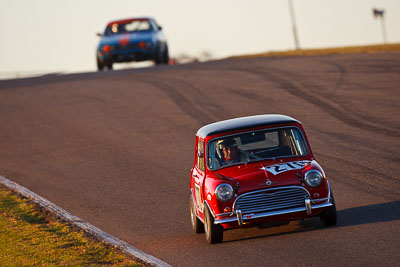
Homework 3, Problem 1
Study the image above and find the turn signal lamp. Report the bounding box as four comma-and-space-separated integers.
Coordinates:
312, 193, 320, 199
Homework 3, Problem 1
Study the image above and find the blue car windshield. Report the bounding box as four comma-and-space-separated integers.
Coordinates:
104, 20, 152, 35
207, 127, 309, 170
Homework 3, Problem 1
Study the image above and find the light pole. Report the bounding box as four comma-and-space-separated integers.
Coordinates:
373, 8, 388, 44
288, 0, 300, 50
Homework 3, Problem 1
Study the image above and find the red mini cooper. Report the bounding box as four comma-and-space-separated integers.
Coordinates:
190, 114, 337, 243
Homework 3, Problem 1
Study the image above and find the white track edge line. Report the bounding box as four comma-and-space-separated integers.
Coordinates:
0, 175, 172, 267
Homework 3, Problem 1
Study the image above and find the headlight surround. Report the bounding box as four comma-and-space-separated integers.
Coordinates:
304, 170, 323, 188
215, 184, 234, 202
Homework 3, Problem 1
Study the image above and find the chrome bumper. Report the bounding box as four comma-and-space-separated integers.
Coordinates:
214, 200, 332, 226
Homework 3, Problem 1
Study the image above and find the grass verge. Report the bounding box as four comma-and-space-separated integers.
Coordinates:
231, 43, 400, 59
0, 186, 141, 266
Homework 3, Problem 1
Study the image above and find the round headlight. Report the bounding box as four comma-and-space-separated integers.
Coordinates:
304, 170, 323, 188
215, 184, 234, 202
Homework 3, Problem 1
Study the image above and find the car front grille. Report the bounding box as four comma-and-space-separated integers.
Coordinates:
233, 186, 310, 214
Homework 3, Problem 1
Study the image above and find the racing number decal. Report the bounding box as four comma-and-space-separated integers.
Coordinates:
261, 161, 310, 175
194, 184, 203, 211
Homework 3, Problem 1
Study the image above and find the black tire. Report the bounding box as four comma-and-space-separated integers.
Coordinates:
154, 44, 169, 65
204, 205, 223, 244
162, 46, 169, 64
320, 189, 337, 226
97, 60, 104, 71
154, 46, 162, 65
106, 63, 113, 70
190, 197, 204, 234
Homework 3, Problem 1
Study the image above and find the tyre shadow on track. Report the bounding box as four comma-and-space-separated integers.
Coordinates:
223, 201, 400, 243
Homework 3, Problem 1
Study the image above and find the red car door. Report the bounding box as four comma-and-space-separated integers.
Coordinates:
192, 138, 206, 215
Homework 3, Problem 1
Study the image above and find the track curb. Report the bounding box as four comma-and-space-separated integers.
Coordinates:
0, 175, 172, 267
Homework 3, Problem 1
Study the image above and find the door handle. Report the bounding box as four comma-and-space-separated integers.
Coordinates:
193, 174, 198, 178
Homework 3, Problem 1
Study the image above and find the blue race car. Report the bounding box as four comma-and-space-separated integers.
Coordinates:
96, 17, 169, 70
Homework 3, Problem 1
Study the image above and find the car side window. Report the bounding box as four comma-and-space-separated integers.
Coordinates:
148, 19, 157, 32
197, 140, 205, 172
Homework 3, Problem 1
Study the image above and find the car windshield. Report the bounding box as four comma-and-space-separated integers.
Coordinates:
207, 127, 309, 170
104, 20, 152, 35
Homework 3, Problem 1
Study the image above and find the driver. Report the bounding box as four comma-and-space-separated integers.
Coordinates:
217, 139, 241, 166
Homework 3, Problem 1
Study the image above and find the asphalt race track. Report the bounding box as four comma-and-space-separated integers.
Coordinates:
1, 52, 399, 266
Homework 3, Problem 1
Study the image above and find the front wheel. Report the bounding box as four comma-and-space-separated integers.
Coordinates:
204, 205, 223, 244
97, 59, 104, 71
106, 63, 113, 70
154, 44, 169, 65
162, 46, 169, 64
319, 190, 337, 226
190, 197, 204, 234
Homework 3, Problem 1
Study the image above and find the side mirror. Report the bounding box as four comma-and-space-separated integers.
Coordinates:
96, 32, 102, 37
198, 150, 204, 158
158, 25, 162, 31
